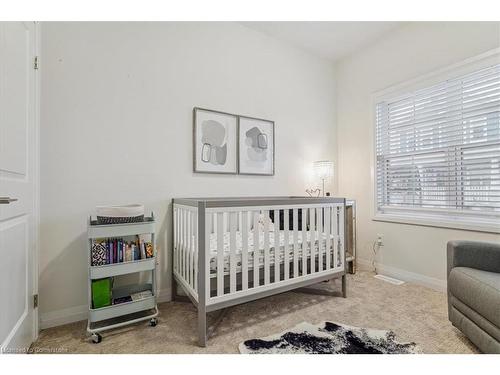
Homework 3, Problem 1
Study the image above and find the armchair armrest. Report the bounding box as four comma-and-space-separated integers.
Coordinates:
447, 240, 500, 278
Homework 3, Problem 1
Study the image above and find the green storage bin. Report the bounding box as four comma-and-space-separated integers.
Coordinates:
92, 278, 112, 309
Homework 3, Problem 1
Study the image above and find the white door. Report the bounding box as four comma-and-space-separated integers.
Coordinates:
0, 22, 38, 353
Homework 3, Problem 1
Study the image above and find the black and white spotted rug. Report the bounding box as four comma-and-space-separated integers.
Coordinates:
239, 321, 419, 354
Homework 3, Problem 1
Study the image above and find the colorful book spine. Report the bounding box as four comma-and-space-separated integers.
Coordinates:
140, 240, 146, 260
105, 240, 110, 264
133, 244, 139, 260
125, 243, 132, 262
110, 240, 114, 264
118, 239, 123, 263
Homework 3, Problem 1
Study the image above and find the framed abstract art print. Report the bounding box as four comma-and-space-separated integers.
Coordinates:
193, 107, 238, 174
238, 116, 275, 175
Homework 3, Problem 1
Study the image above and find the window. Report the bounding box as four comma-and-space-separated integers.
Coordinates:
375, 62, 500, 232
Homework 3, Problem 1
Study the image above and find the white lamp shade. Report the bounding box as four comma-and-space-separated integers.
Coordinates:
313, 160, 334, 180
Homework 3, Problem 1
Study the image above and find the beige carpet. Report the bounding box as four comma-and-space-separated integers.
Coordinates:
32, 271, 479, 354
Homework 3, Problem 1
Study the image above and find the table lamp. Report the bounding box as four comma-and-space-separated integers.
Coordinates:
313, 160, 334, 197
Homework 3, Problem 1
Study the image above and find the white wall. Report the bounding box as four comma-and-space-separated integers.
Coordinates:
39, 22, 337, 327
336, 22, 500, 290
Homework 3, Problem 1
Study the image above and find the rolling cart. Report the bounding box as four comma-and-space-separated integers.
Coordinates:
87, 214, 158, 343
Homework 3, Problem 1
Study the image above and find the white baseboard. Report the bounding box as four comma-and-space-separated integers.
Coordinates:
356, 258, 373, 271
156, 288, 172, 303
356, 258, 446, 292
40, 304, 88, 329
40, 288, 173, 330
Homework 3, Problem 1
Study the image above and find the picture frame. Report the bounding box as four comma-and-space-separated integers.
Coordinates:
238, 115, 275, 176
193, 107, 238, 174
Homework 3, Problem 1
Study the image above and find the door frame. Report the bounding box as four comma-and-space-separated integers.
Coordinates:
33, 20, 40, 342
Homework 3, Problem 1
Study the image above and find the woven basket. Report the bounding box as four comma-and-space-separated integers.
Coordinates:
96, 215, 144, 225
95, 204, 145, 225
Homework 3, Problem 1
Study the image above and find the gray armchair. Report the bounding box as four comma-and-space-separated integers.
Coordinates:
447, 240, 500, 353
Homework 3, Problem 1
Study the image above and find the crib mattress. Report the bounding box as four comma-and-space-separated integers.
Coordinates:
205, 230, 340, 274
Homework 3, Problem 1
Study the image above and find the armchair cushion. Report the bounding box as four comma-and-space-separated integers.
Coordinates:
449, 267, 500, 329
447, 241, 500, 277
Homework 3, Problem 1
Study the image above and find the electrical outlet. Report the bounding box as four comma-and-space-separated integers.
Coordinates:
376, 234, 384, 246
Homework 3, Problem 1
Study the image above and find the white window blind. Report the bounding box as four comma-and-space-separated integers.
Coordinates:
375, 63, 500, 223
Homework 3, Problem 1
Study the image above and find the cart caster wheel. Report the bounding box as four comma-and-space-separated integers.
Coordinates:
149, 318, 157, 327
91, 333, 102, 344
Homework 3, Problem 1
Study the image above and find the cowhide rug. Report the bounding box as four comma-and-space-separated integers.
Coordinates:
239, 321, 419, 354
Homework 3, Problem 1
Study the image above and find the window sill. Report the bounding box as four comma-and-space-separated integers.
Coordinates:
373, 213, 500, 234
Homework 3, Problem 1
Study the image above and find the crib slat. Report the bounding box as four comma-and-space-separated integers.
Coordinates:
205, 211, 211, 300
185, 209, 189, 281
293, 208, 299, 278
325, 206, 331, 270
264, 210, 270, 285
310, 207, 316, 273
217, 212, 224, 296
183, 209, 187, 280
283, 209, 290, 281
318, 207, 323, 272
241, 211, 249, 291
190, 211, 195, 287
174, 208, 177, 274
273, 210, 279, 283
229, 212, 237, 294
194, 208, 198, 292
302, 208, 307, 276
178, 208, 182, 275
338, 205, 345, 269
332, 206, 339, 269
206, 212, 212, 237
253, 211, 259, 288
179, 208, 183, 277
178, 208, 182, 278
330, 206, 334, 234
191, 210, 197, 289
187, 210, 191, 287
187, 210, 191, 283
185, 210, 191, 284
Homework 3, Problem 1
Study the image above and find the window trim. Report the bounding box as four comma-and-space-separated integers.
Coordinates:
371, 48, 500, 234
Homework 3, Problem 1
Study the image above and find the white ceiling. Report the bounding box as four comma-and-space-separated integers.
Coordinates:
241, 22, 405, 62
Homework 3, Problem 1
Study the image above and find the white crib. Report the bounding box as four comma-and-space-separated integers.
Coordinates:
172, 197, 347, 346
